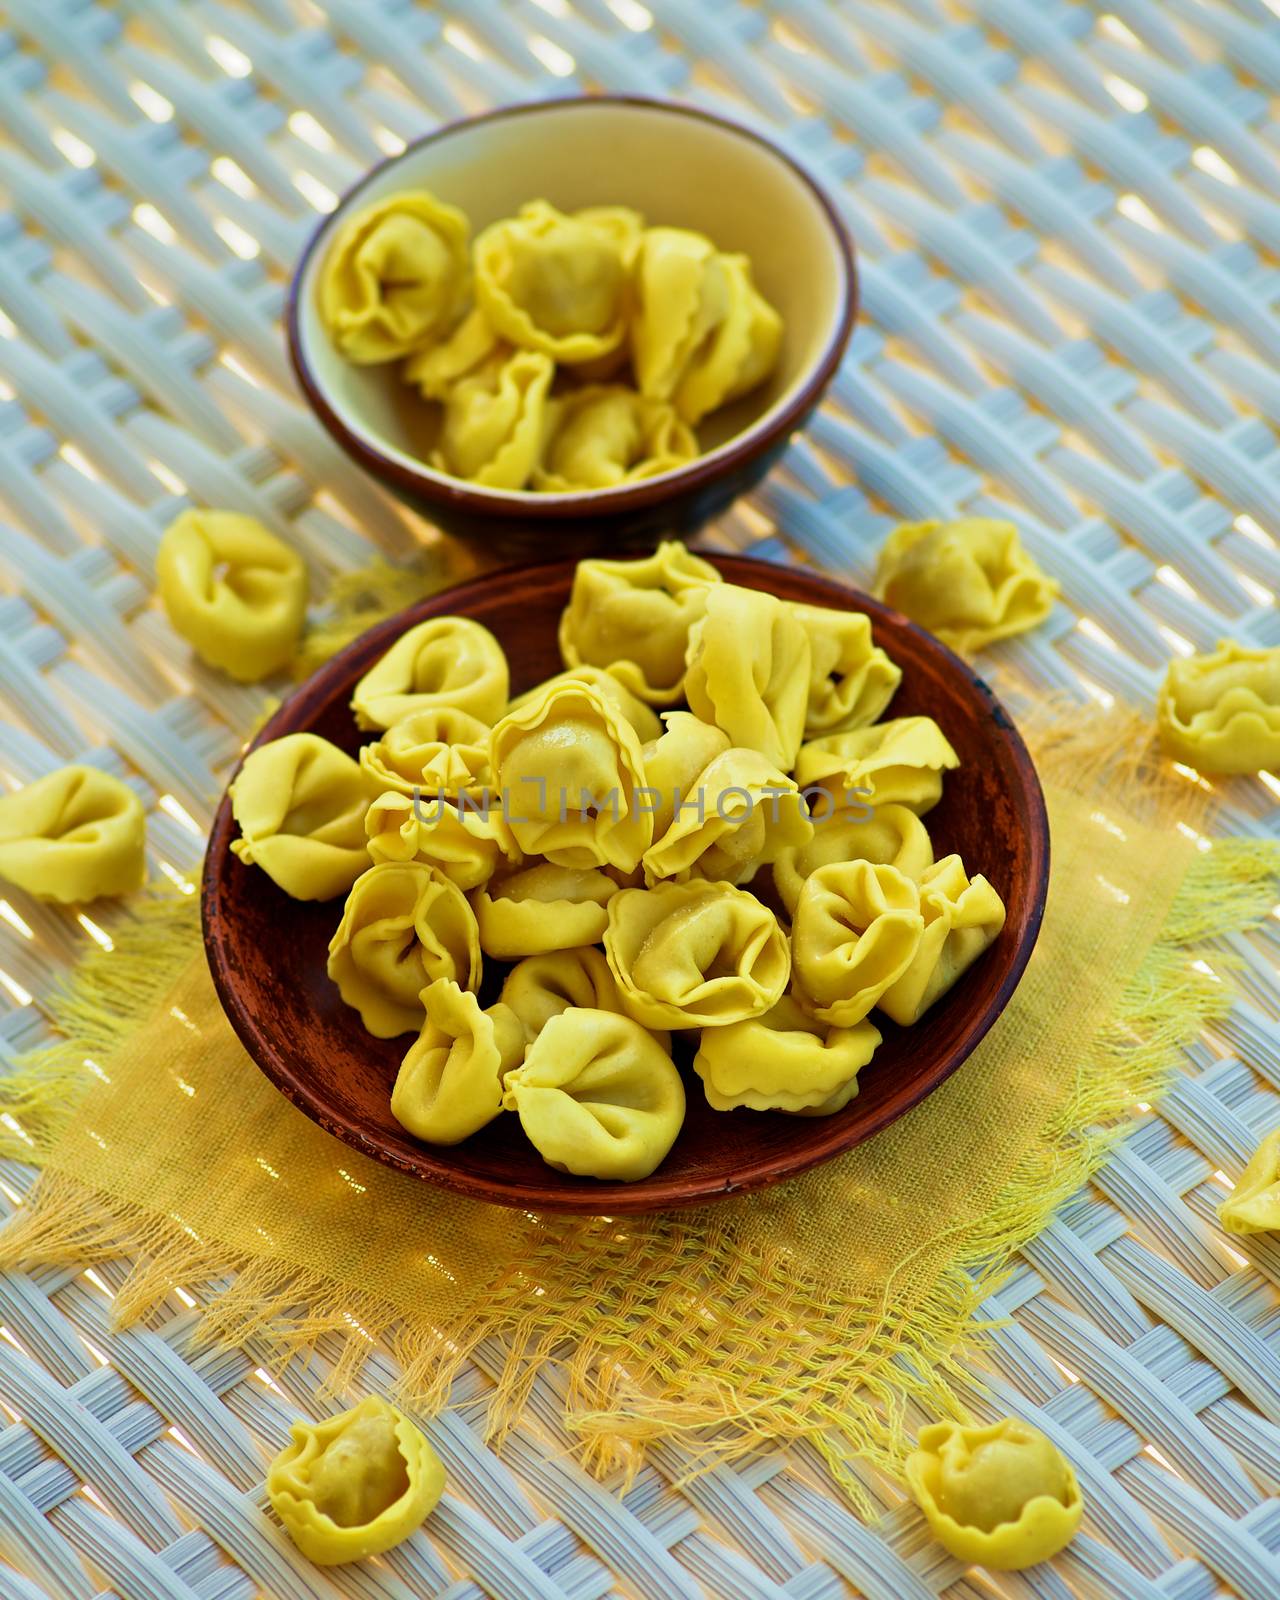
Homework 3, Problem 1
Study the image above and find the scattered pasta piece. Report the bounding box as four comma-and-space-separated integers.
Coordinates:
0, 765, 146, 904
1218, 1129, 1280, 1234
1157, 639, 1280, 775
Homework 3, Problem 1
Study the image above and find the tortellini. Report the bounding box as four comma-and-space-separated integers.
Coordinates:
605, 880, 790, 1029
792, 861, 924, 1025
1218, 1129, 1280, 1235
499, 946, 665, 1050
502, 1007, 685, 1180
641, 711, 732, 836
231, 734, 375, 902
475, 201, 640, 365
508, 666, 662, 743
352, 616, 508, 731
324, 188, 786, 492
391, 979, 523, 1145
1157, 639, 1280, 775
0, 765, 146, 904
490, 679, 651, 871
534, 386, 697, 492
157, 510, 307, 682
472, 863, 616, 959
327, 861, 481, 1037
905, 1418, 1083, 1571
430, 349, 554, 491
879, 856, 1006, 1026
773, 803, 934, 919
318, 191, 469, 363
874, 518, 1059, 653
792, 603, 902, 738
694, 996, 880, 1114
558, 541, 721, 705
641, 748, 812, 887
684, 585, 811, 772
267, 1395, 445, 1564
360, 708, 493, 800
364, 791, 506, 892
794, 718, 960, 815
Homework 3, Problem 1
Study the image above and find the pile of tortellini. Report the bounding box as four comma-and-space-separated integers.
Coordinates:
229, 540, 1008, 1184
318, 189, 782, 491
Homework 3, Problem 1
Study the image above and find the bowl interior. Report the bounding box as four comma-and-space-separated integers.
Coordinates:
203, 556, 1049, 1215
292, 98, 851, 500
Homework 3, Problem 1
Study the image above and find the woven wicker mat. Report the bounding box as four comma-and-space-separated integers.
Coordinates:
0, 2, 1278, 1596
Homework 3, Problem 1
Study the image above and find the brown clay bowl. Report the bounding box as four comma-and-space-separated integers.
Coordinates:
202, 556, 1049, 1214
286, 95, 856, 556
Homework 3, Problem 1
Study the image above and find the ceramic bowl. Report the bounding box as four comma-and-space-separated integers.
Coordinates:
287, 96, 856, 554
202, 556, 1050, 1215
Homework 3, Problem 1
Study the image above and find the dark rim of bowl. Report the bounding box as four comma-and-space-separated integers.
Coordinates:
285, 94, 858, 521
202, 554, 1051, 1214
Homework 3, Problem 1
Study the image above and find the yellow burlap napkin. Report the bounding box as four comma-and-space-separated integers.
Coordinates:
0, 707, 1274, 1502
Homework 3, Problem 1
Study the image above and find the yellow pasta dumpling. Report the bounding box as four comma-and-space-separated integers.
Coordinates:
558, 541, 721, 706
672, 252, 782, 425
641, 711, 733, 836
684, 584, 811, 772
499, 946, 667, 1052
351, 616, 508, 731
430, 349, 554, 490
0, 765, 145, 904
905, 1418, 1083, 1571
508, 666, 662, 742
364, 791, 506, 892
472, 862, 616, 959
874, 518, 1059, 653
318, 191, 469, 363
403, 306, 501, 400
641, 748, 812, 886
1157, 639, 1280, 775
792, 860, 924, 1025
791, 603, 902, 738
879, 855, 1006, 1026
156, 510, 307, 682
231, 734, 375, 902
772, 802, 934, 918
327, 861, 481, 1038
630, 227, 724, 401
605, 879, 790, 1029
267, 1395, 445, 1564
534, 387, 697, 492
490, 679, 651, 871
502, 1007, 685, 1181
1218, 1129, 1280, 1234
794, 717, 960, 815
391, 979, 523, 1145
693, 995, 880, 1114
360, 708, 493, 801
474, 200, 641, 365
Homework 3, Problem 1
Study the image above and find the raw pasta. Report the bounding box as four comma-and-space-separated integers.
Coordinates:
391, 978, 523, 1144
1218, 1128, 1280, 1235
672, 251, 782, 425
156, 509, 307, 682
684, 584, 811, 771
351, 616, 508, 731
878, 855, 1007, 1026
430, 348, 554, 490
502, 1007, 685, 1180
266, 1395, 445, 1565
318, 192, 469, 363
773, 802, 934, 917
508, 665, 662, 742
359, 707, 493, 800
474, 200, 640, 365
364, 791, 506, 892
874, 518, 1059, 653
557, 540, 721, 705
1157, 639, 1280, 774
231, 734, 375, 902
490, 679, 652, 871
792, 860, 925, 1025
794, 717, 960, 815
472, 862, 616, 958
605, 879, 790, 1029
534, 387, 697, 491
0, 765, 146, 904
641, 747, 812, 886
499, 946, 667, 1051
640, 711, 733, 837
791, 602, 902, 737
327, 861, 481, 1037
403, 306, 500, 399
693, 995, 881, 1114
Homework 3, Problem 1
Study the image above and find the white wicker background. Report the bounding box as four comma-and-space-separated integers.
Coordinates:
0, 1, 1276, 1596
